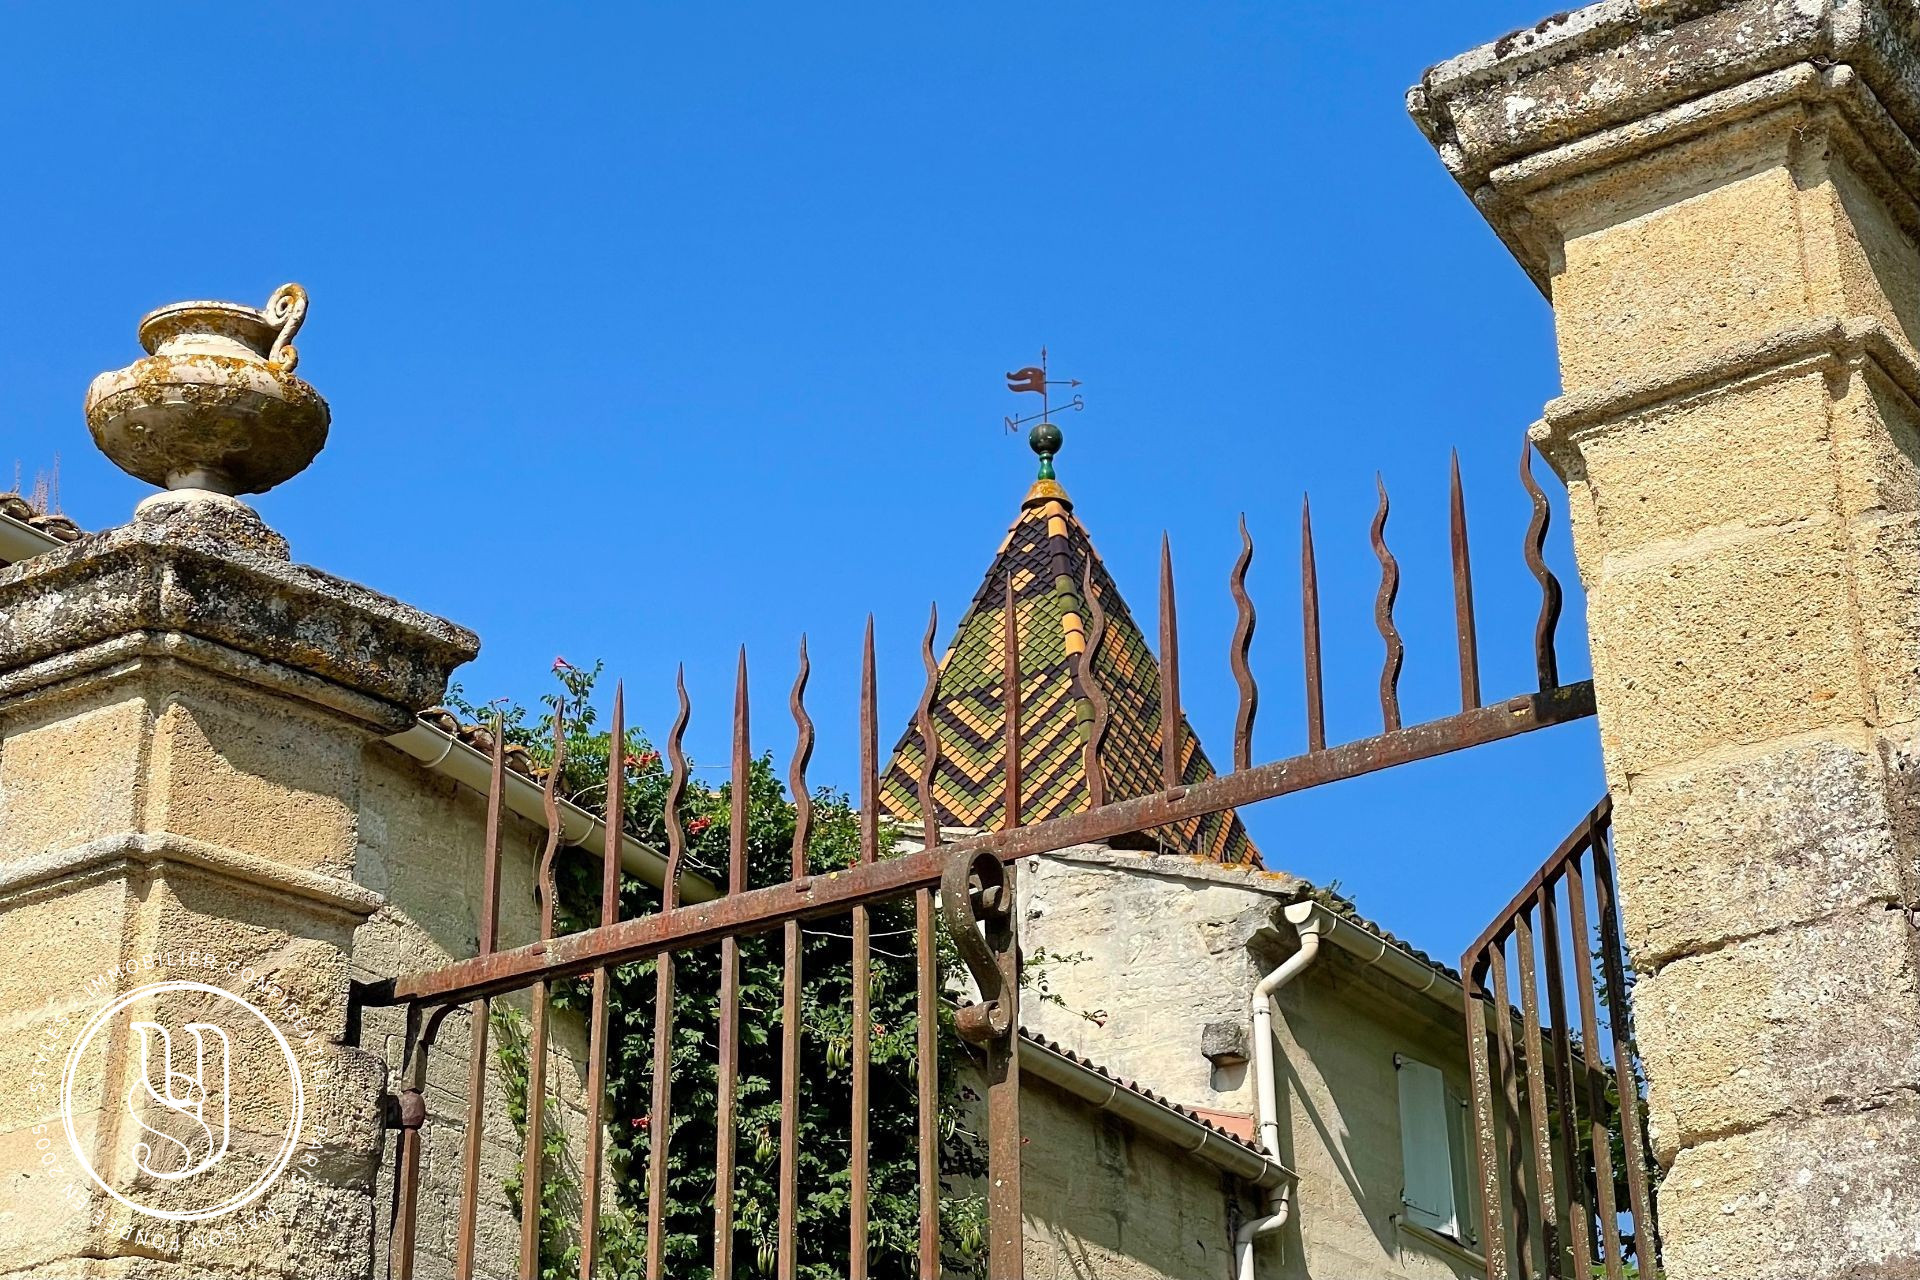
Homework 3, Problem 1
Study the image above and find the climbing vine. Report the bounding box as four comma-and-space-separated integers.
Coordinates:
452, 663, 988, 1280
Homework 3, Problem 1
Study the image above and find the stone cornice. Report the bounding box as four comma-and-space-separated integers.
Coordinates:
1408, 0, 1920, 289
1532, 314, 1920, 472
0, 830, 385, 921
0, 517, 477, 729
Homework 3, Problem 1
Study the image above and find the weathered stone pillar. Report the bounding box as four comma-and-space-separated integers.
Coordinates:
0, 288, 476, 1278
1412, 4, 1920, 1276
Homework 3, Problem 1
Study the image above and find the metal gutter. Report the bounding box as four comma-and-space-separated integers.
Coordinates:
1018, 1031, 1291, 1190
0, 510, 63, 565
386, 721, 719, 903
1281, 900, 1464, 1010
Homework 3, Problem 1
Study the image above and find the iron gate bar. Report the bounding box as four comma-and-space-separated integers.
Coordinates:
374, 681, 1596, 1010
851, 618, 877, 1280
642, 669, 690, 1280
712, 650, 749, 1280
1230, 515, 1257, 773
1301, 495, 1327, 752
1450, 450, 1481, 712
579, 685, 624, 1279
1591, 822, 1659, 1256
914, 601, 943, 1280
1463, 799, 1662, 1280
1372, 475, 1404, 732
777, 638, 814, 1280
1562, 854, 1625, 1279
453, 718, 508, 1279
518, 706, 568, 1279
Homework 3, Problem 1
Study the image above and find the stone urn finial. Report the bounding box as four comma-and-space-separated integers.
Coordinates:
85, 284, 330, 503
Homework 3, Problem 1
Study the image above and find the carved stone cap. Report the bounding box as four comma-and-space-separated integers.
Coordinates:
1408, 0, 1920, 289
0, 514, 480, 730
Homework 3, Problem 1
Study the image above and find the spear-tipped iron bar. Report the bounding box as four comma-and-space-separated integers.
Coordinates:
1521, 438, 1564, 691
644, 670, 691, 1280
453, 716, 509, 1280
1371, 475, 1404, 733
1158, 534, 1183, 794
1231, 514, 1258, 774
778, 639, 814, 1280
579, 686, 627, 1278
851, 618, 877, 1280
1301, 495, 1326, 753
714, 650, 750, 1280
1451, 451, 1482, 712
1080, 562, 1110, 810
916, 887, 940, 1280
915, 604, 942, 1280
519, 707, 567, 1280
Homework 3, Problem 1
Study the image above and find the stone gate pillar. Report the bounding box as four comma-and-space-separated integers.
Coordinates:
1412, 4, 1920, 1277
0, 289, 477, 1278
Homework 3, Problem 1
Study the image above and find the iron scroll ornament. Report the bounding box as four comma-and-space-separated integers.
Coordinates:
940, 848, 1017, 1045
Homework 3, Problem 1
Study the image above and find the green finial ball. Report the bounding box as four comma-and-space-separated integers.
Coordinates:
1029, 421, 1063, 480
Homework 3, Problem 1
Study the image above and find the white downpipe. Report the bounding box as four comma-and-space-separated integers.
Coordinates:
1237, 914, 1324, 1280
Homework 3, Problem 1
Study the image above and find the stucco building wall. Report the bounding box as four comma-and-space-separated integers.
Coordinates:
1015, 845, 1481, 1280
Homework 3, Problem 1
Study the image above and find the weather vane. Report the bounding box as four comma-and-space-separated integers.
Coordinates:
1004, 347, 1084, 483
1003, 346, 1084, 434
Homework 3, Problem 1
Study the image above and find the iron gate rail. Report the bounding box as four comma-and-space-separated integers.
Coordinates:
359, 434, 1597, 1280
1462, 798, 1661, 1280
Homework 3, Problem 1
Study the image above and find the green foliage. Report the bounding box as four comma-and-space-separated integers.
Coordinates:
451, 664, 988, 1280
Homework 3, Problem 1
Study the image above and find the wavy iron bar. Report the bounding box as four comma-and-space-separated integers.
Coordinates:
643, 669, 691, 1280
1371, 474, 1404, 733
1521, 438, 1565, 691
777, 638, 814, 1280
1230, 515, 1258, 773
1079, 561, 1111, 810
912, 602, 942, 1279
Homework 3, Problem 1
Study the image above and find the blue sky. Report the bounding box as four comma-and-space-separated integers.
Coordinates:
1, 3, 1598, 961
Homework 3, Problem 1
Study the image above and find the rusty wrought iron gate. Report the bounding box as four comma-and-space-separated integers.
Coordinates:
358, 435, 1598, 1280
1461, 798, 1662, 1280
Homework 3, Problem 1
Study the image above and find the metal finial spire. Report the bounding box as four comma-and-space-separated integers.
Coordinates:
1004, 346, 1084, 481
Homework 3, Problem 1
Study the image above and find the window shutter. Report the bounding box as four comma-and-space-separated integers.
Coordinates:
1396, 1055, 1459, 1237
1446, 1088, 1479, 1246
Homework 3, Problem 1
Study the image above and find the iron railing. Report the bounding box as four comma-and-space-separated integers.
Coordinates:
359, 433, 1598, 1280
1462, 798, 1662, 1280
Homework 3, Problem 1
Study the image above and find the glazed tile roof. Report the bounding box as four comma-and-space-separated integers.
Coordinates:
880, 476, 1259, 865
1018, 1025, 1270, 1159
0, 492, 83, 543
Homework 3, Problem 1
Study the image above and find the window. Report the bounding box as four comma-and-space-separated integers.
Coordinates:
1395, 1054, 1479, 1247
